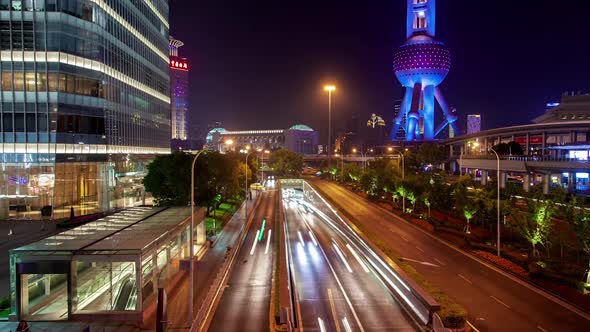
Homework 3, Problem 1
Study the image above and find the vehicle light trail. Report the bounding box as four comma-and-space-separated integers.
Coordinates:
333, 241, 353, 273
250, 230, 260, 255
309, 230, 319, 246
265, 229, 272, 254
346, 244, 370, 273
318, 317, 327, 332
342, 317, 353, 332
298, 231, 305, 247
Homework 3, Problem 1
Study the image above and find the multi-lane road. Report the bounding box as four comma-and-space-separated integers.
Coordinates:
282, 182, 417, 332
208, 184, 277, 332
310, 179, 590, 332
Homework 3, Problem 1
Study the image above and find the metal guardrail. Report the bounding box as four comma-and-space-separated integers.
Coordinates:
458, 155, 589, 163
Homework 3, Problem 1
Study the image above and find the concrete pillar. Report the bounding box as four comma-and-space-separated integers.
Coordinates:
0, 199, 9, 219
69, 261, 77, 315
481, 170, 488, 185
568, 172, 576, 192
44, 275, 50, 296
135, 257, 142, 311
166, 245, 171, 280
499, 171, 507, 189
543, 174, 550, 195
523, 174, 531, 192
196, 218, 206, 246
177, 233, 183, 259
152, 253, 158, 291
20, 274, 29, 316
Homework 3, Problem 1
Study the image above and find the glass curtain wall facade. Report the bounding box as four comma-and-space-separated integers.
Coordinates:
0, 0, 171, 220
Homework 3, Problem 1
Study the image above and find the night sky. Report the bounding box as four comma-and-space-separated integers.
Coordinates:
171, 0, 590, 141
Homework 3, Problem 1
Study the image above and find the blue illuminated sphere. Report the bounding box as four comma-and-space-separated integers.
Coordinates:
393, 35, 451, 88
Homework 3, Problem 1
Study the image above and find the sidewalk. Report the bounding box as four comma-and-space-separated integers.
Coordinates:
147, 191, 259, 331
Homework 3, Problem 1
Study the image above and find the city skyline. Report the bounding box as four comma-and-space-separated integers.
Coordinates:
172, 0, 590, 140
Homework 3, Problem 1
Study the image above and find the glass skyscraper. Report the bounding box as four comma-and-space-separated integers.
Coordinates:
0, 0, 171, 220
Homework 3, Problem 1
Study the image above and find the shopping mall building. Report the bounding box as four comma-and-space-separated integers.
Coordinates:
446, 94, 590, 195
0, 1, 171, 220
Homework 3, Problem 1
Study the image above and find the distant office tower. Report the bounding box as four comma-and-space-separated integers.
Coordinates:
0, 1, 170, 220
467, 114, 482, 134
170, 37, 189, 150
392, 0, 458, 141
391, 99, 406, 140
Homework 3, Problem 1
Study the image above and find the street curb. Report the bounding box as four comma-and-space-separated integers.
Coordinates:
329, 180, 590, 322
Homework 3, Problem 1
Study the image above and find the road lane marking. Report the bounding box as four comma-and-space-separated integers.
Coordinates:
309, 230, 319, 246
250, 230, 260, 255
265, 229, 272, 254
318, 317, 327, 332
327, 289, 342, 332
537, 325, 548, 332
399, 234, 409, 242
434, 258, 446, 266
467, 321, 481, 332
490, 295, 511, 309
342, 317, 353, 332
316, 236, 365, 331
415, 246, 425, 253
458, 274, 473, 285
399, 257, 440, 267
346, 244, 370, 273
333, 242, 353, 273
298, 231, 305, 247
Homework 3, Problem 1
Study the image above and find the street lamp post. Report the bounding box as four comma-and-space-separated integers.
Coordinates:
324, 85, 336, 176
489, 147, 501, 257
189, 149, 206, 325
240, 149, 254, 219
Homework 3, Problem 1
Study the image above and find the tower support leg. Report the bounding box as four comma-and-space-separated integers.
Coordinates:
392, 87, 413, 141
423, 85, 435, 140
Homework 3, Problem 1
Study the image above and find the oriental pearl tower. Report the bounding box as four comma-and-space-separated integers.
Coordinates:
391, 0, 457, 141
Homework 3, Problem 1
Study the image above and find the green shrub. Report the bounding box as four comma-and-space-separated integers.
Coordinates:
0, 297, 9, 309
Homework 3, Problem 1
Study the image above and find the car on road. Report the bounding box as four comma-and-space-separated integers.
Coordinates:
250, 183, 264, 190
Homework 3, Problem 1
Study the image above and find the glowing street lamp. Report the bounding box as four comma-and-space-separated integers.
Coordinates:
324, 85, 336, 176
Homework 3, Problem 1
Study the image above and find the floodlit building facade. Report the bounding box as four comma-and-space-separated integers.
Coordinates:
0, 1, 171, 220
210, 124, 319, 155
467, 114, 481, 134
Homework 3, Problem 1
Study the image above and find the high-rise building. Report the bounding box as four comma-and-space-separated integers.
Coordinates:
392, 0, 458, 141
467, 114, 482, 134
0, 1, 171, 220
169, 36, 189, 150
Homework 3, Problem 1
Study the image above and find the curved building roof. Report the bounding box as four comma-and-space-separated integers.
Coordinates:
289, 124, 314, 131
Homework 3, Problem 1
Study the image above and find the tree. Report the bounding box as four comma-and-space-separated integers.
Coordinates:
342, 163, 363, 183
463, 205, 477, 234
143, 151, 248, 208
143, 152, 192, 206
570, 207, 590, 283
269, 150, 303, 176
416, 143, 448, 170
512, 200, 554, 259
494, 141, 524, 155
